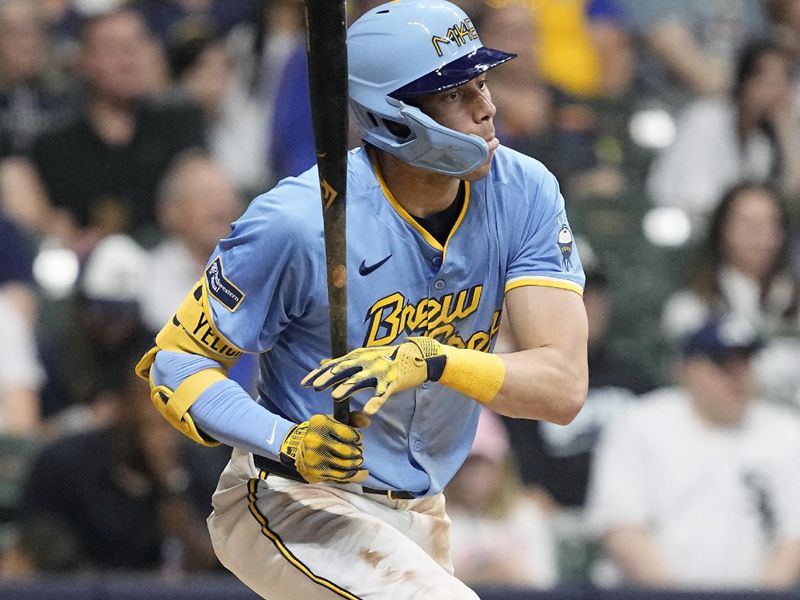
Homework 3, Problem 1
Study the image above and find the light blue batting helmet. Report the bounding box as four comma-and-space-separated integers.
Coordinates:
348, 0, 515, 176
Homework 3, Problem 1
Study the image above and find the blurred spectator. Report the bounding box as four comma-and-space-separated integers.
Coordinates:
768, 0, 800, 55
0, 291, 43, 434
526, 0, 633, 99
268, 0, 384, 181
0, 212, 37, 320
662, 182, 797, 344
25, 8, 206, 249
138, 151, 256, 394
139, 151, 243, 332
164, 22, 268, 194
0, 213, 42, 434
38, 233, 151, 424
661, 182, 800, 408
446, 410, 557, 589
478, 2, 624, 200
0, 0, 77, 157
585, 316, 800, 590
9, 361, 225, 574
646, 41, 800, 225
618, 0, 767, 113
129, 0, 258, 42
502, 242, 656, 582
0, 156, 54, 237
505, 245, 656, 511
767, 0, 800, 111
231, 0, 303, 184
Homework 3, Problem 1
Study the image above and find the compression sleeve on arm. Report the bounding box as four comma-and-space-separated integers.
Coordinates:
151, 351, 294, 458
188, 381, 294, 459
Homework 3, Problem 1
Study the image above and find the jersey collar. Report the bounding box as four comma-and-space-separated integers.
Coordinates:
369, 147, 470, 258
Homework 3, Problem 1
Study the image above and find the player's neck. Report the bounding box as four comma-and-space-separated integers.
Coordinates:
376, 150, 462, 218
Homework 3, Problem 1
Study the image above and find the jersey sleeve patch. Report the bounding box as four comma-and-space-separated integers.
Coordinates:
206, 257, 245, 312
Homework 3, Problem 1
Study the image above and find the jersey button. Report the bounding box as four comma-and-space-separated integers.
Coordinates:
421, 381, 431, 389
432, 256, 442, 267
433, 279, 445, 290
413, 440, 423, 451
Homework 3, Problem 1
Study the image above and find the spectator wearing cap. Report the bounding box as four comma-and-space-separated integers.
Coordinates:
585, 315, 800, 590
37, 234, 153, 426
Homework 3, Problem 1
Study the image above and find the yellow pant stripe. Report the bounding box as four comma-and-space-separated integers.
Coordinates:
245, 479, 363, 600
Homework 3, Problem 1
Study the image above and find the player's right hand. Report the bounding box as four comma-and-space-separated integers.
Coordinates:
279, 414, 368, 484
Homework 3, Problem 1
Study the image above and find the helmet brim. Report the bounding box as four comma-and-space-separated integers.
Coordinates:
389, 47, 516, 99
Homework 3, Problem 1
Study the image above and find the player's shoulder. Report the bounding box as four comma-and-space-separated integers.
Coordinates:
347, 146, 380, 188
482, 145, 562, 213
235, 167, 324, 243
490, 145, 554, 187
233, 147, 376, 241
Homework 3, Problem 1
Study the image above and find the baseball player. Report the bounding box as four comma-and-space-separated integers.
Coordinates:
135, 1, 588, 598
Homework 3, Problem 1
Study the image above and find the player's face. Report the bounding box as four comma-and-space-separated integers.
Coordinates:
415, 75, 499, 180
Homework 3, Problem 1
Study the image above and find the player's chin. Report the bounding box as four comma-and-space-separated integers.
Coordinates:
461, 156, 494, 181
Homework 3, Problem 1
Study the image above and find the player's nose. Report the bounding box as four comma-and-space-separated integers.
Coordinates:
474, 91, 496, 123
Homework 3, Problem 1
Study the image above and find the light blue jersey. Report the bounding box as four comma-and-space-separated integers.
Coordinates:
200, 144, 583, 495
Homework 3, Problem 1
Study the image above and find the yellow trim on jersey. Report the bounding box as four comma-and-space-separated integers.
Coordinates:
505, 276, 584, 297
154, 281, 245, 370
442, 188, 470, 263
370, 148, 470, 259
245, 479, 364, 600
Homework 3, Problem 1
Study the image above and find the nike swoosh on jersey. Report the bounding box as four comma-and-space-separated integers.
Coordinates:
359, 254, 392, 276
265, 420, 279, 447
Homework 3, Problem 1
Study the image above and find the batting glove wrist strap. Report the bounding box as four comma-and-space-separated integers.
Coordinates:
279, 414, 367, 484
403, 337, 505, 405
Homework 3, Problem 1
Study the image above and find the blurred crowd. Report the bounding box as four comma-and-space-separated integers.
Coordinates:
0, 0, 799, 593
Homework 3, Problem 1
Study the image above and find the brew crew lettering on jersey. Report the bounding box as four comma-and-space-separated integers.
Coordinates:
197, 144, 584, 496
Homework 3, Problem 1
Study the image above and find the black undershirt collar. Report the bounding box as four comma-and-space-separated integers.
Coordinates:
411, 181, 465, 247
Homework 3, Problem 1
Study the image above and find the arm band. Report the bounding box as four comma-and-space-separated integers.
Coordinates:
438, 345, 506, 405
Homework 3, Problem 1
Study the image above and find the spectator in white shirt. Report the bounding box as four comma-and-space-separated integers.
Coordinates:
586, 315, 800, 590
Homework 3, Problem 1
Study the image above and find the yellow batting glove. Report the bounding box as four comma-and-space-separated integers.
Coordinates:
279, 414, 368, 484
301, 337, 505, 415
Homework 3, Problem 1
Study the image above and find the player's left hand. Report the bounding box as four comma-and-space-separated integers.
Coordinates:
301, 337, 447, 415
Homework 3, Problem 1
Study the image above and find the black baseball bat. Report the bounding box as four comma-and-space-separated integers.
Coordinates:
304, 0, 350, 424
